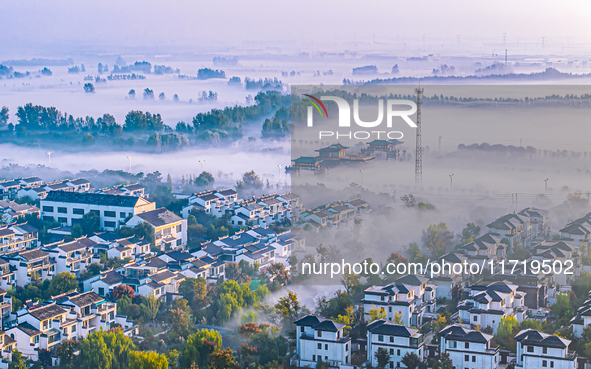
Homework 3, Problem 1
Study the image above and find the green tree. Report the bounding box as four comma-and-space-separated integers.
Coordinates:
401, 352, 422, 369
179, 329, 222, 369
55, 339, 80, 369
375, 347, 390, 369
80, 211, 101, 236
84, 83, 95, 93
46, 272, 78, 298
460, 222, 481, 243
129, 351, 168, 369
209, 348, 238, 369
147, 294, 161, 326
422, 223, 454, 258
274, 290, 301, 323
340, 272, 361, 295
368, 307, 387, 322
0, 106, 8, 126
166, 350, 179, 369
8, 350, 28, 369
432, 353, 454, 369
77, 329, 134, 369
495, 315, 520, 351
178, 277, 209, 312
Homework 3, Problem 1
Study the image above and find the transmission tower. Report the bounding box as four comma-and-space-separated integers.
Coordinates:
415, 87, 424, 187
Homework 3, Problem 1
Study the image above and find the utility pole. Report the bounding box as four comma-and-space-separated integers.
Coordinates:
46, 151, 52, 166
359, 169, 365, 185
542, 36, 546, 48
415, 87, 424, 187
438, 136, 442, 155
199, 160, 205, 171
449, 174, 454, 191
127, 156, 133, 173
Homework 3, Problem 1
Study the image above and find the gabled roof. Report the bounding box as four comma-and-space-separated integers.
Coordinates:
367, 319, 419, 337
514, 329, 571, 348
134, 208, 183, 227
45, 191, 143, 207
313, 320, 345, 332
27, 303, 67, 321
61, 291, 104, 307
294, 315, 324, 327
440, 324, 493, 343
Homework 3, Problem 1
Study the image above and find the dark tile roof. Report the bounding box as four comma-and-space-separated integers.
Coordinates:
64, 291, 104, 307
14, 323, 42, 337
295, 315, 325, 327
135, 208, 183, 227
150, 270, 177, 283
314, 320, 345, 332
440, 325, 493, 343
16, 248, 49, 261
101, 270, 125, 285
28, 303, 67, 321
367, 320, 419, 337
514, 329, 570, 348
44, 191, 141, 207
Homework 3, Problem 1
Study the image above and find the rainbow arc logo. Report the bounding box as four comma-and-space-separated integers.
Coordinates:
303, 94, 328, 118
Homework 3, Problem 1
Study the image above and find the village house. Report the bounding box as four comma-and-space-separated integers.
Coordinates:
531, 240, 581, 286
3, 248, 55, 287
0, 180, 21, 201
487, 213, 531, 249
439, 325, 499, 369
570, 290, 591, 337
366, 319, 424, 369
458, 281, 526, 333
90, 232, 152, 260
41, 191, 155, 231
362, 275, 437, 327
429, 252, 467, 300
126, 208, 187, 252
293, 315, 352, 368
0, 223, 38, 255
181, 188, 239, 218
7, 302, 68, 361
559, 213, 591, 247
0, 201, 40, 223
42, 237, 100, 277
518, 207, 550, 242
514, 329, 576, 369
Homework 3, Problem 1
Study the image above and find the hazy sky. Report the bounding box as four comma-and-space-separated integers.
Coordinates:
1, 0, 590, 50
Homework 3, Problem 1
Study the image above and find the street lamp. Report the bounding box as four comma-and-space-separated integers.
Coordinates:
360, 169, 365, 185
545, 178, 549, 193
449, 173, 454, 191
46, 151, 53, 166
277, 165, 283, 182
199, 160, 206, 171
127, 156, 133, 173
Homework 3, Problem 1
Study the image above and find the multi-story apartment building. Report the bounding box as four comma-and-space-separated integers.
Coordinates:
458, 281, 526, 333
439, 325, 499, 369
366, 319, 424, 369
126, 208, 187, 252
362, 275, 437, 327
4, 248, 55, 287
293, 315, 352, 368
514, 329, 576, 369
43, 237, 99, 277
41, 191, 155, 231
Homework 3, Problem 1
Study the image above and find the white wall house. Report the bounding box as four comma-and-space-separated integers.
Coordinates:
487, 213, 531, 250
366, 319, 424, 369
43, 237, 99, 277
126, 208, 187, 252
4, 248, 55, 287
439, 325, 499, 369
458, 281, 526, 333
571, 290, 591, 337
293, 315, 352, 368
41, 191, 155, 231
515, 329, 576, 369
362, 275, 436, 327
558, 213, 591, 247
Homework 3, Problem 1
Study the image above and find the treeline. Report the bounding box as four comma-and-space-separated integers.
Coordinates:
0, 65, 52, 78
197, 68, 226, 79
191, 91, 290, 131
113, 61, 152, 74
361, 67, 591, 84
261, 107, 290, 137
244, 77, 283, 90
